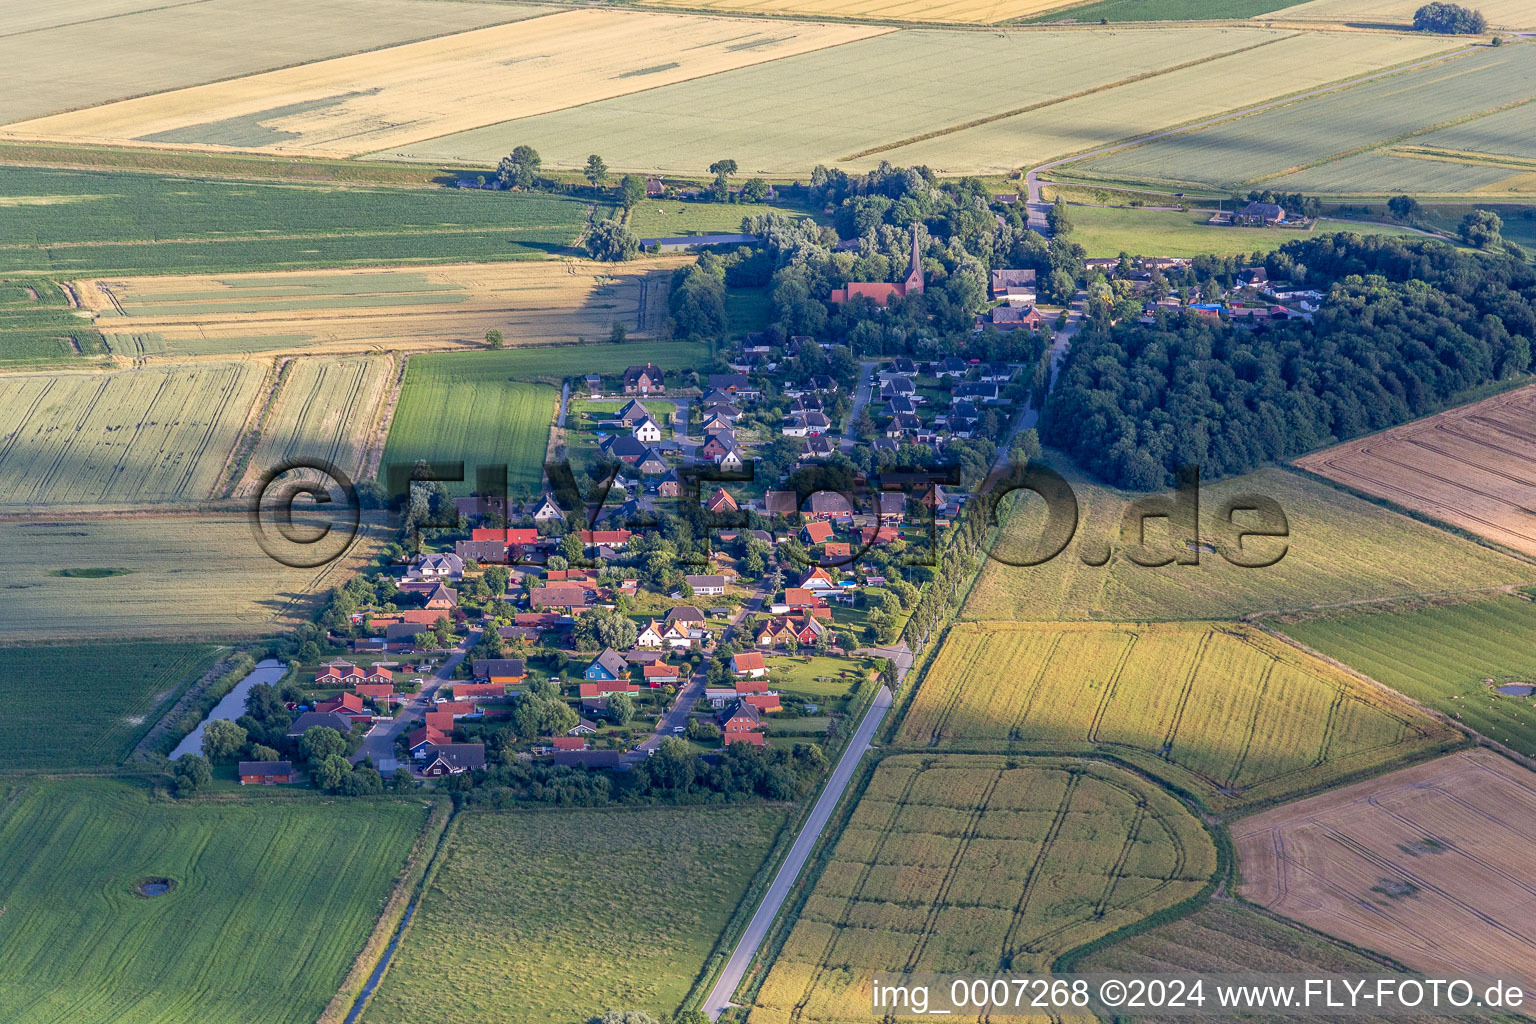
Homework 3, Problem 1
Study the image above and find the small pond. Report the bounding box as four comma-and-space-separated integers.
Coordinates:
1496, 684, 1535, 697
136, 878, 175, 898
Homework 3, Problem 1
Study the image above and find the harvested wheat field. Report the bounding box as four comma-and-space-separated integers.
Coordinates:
4, 11, 886, 157
1295, 385, 1536, 557
749, 755, 1216, 1024
1236, 749, 1536, 992
897, 621, 1456, 810
638, 0, 1075, 24
0, 362, 265, 507
1270, 0, 1534, 29
0, 514, 382, 640
235, 355, 396, 497
77, 260, 681, 358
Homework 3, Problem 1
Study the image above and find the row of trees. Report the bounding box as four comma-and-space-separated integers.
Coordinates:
1045, 234, 1536, 488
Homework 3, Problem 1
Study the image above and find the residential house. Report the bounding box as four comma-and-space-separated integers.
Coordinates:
584, 648, 630, 682
763, 490, 798, 516
719, 700, 766, 746
423, 583, 458, 610
623, 364, 665, 394
783, 587, 823, 611
472, 658, 527, 686
615, 398, 652, 425
981, 304, 1045, 332
705, 487, 739, 513
636, 448, 668, 475
455, 538, 506, 563
990, 268, 1037, 301
454, 494, 509, 521
552, 736, 588, 752
1235, 201, 1286, 225
643, 662, 681, 685
529, 585, 592, 613
526, 493, 565, 521
406, 552, 464, 580
716, 442, 745, 473
935, 356, 967, 378
238, 760, 295, 785
731, 651, 768, 678
286, 711, 355, 737
707, 373, 760, 399
579, 528, 632, 549
805, 491, 853, 523
685, 574, 726, 596
578, 680, 639, 698
653, 468, 683, 498
632, 416, 663, 443
665, 605, 706, 631
801, 520, 833, 545
636, 619, 666, 648
799, 437, 834, 460
454, 681, 507, 700
570, 717, 599, 736
704, 687, 737, 708
824, 541, 851, 560
742, 692, 782, 714
419, 743, 486, 776
799, 566, 838, 592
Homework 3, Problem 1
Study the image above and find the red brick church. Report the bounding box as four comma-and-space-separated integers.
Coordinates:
829, 233, 924, 306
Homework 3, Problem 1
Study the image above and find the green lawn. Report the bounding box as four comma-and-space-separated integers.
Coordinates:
766, 655, 874, 698
0, 165, 597, 276
1062, 205, 1421, 258
0, 642, 222, 769
361, 804, 786, 1024
725, 286, 771, 339
626, 199, 819, 239
0, 779, 426, 1024
1279, 594, 1536, 760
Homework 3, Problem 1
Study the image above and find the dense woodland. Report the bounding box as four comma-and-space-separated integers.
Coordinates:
1045, 235, 1536, 488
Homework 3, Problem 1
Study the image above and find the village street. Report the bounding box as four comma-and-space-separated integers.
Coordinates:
356, 628, 477, 774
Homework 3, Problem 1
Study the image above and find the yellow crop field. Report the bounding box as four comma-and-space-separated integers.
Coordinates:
1237, 749, 1536, 994
1270, 0, 1534, 29
0, 514, 381, 640
749, 755, 1217, 1024
0, 362, 264, 508
897, 622, 1456, 810
0, 0, 543, 127
77, 260, 683, 358
961, 465, 1535, 622
235, 355, 397, 498
638, 0, 1071, 25
5, 11, 886, 157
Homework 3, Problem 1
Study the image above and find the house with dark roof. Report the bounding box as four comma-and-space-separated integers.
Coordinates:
287, 711, 356, 737
990, 268, 1037, 300
238, 761, 295, 785
684, 574, 726, 596
419, 743, 486, 776
585, 648, 629, 682
623, 364, 665, 395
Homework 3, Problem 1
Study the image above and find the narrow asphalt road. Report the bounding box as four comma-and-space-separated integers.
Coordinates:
355, 629, 477, 774
703, 684, 894, 1020
631, 585, 767, 757
840, 360, 879, 452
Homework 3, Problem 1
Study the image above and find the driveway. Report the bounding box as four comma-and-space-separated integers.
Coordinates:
703, 684, 894, 1020
355, 628, 477, 774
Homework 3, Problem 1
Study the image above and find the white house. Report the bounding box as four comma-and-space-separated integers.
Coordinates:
632, 416, 663, 444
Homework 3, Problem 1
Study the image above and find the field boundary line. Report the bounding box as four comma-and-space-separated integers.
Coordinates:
360, 353, 408, 484
838, 31, 1300, 162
